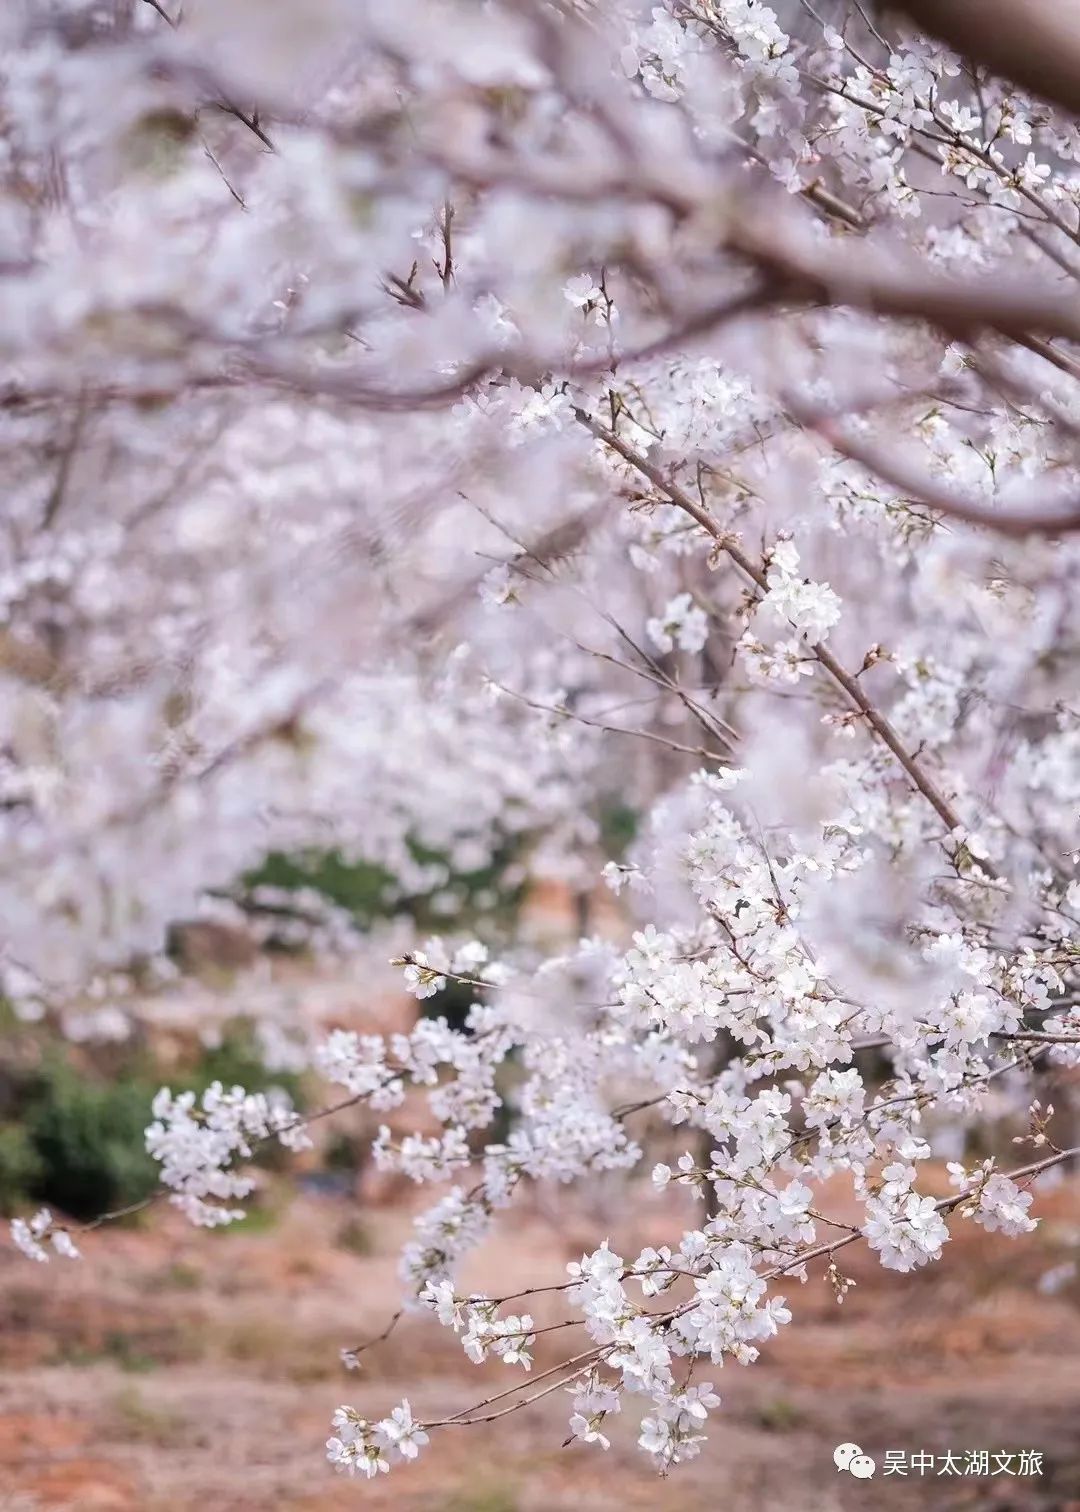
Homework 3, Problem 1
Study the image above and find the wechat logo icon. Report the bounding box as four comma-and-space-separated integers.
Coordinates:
834, 1443, 876, 1479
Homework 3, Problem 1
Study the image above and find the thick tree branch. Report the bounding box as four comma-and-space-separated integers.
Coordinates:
889, 0, 1080, 121
814, 419, 1080, 537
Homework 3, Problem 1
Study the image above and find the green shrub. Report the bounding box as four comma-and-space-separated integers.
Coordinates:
0, 1022, 312, 1222
242, 849, 395, 927
334, 1216, 373, 1255
244, 838, 527, 936
0, 828, 536, 1222
323, 1129, 365, 1175
0, 1122, 45, 1216
25, 1059, 159, 1220
188, 1022, 306, 1111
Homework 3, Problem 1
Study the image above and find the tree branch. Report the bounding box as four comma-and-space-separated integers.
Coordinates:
889, 0, 1080, 120
814, 418, 1080, 537
576, 409, 971, 839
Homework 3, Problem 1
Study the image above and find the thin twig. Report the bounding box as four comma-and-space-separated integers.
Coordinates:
576, 409, 970, 839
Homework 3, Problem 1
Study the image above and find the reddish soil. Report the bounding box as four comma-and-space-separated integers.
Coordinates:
2, 1174, 1080, 1511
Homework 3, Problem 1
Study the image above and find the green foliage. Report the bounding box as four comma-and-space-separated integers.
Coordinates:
109, 1384, 185, 1442
423, 974, 479, 1034
323, 1129, 365, 1175
101, 1330, 159, 1374
754, 1397, 804, 1432
157, 1260, 204, 1292
598, 798, 639, 859
0, 1122, 44, 1216
334, 1215, 373, 1255
123, 108, 197, 179
0, 1022, 310, 1222
244, 836, 527, 938
244, 840, 528, 1042
0, 828, 534, 1222
245, 849, 396, 927
404, 837, 527, 934
205, 1190, 285, 1237
441, 1480, 520, 1512
24, 1057, 159, 1220
187, 1021, 306, 1112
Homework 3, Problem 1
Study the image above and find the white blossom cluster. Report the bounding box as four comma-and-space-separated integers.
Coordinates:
739, 540, 842, 684
0, 0, 1078, 1488
327, 1399, 429, 1479
145, 1081, 311, 1227
9, 1207, 80, 1265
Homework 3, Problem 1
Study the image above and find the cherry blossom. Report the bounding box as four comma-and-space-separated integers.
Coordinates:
0, 0, 1077, 1487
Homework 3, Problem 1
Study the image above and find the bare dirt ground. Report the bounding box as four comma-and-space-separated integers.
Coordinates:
2, 1171, 1080, 1512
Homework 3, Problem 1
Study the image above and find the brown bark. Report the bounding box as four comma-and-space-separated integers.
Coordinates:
891, 0, 1080, 118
